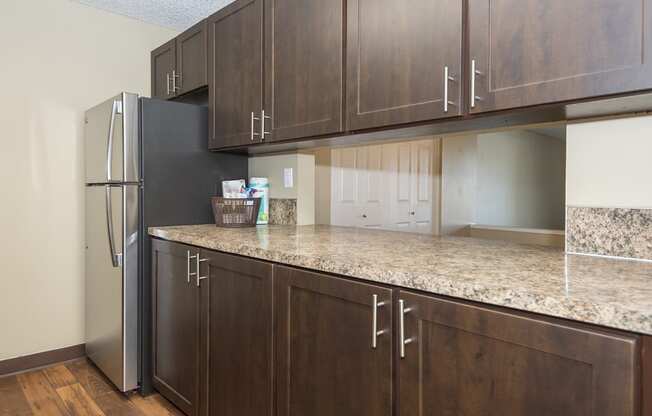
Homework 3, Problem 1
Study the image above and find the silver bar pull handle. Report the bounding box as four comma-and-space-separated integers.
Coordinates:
471, 59, 483, 109
371, 295, 387, 349
166, 73, 170, 96
172, 70, 180, 92
106, 100, 121, 182
444, 66, 456, 113
105, 185, 122, 268
188, 253, 198, 284
261, 110, 271, 141
399, 299, 413, 359
251, 112, 261, 141
186, 250, 191, 283
196, 256, 209, 287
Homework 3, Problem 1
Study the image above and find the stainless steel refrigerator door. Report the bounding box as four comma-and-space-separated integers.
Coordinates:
85, 93, 140, 184
85, 184, 139, 392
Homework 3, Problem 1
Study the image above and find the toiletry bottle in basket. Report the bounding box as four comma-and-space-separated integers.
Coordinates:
249, 177, 269, 225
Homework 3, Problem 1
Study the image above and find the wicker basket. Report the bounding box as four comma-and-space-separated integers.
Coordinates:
211, 197, 261, 227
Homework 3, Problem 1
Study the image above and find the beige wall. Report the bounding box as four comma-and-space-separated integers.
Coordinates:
475, 130, 566, 229
248, 153, 316, 225
567, 116, 652, 208
314, 149, 332, 225
441, 135, 478, 235
0, 0, 177, 361
441, 130, 566, 234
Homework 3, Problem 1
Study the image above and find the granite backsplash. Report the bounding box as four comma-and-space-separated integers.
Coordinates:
566, 206, 652, 260
269, 198, 297, 225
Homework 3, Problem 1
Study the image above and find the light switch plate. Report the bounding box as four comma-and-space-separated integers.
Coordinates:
284, 168, 294, 188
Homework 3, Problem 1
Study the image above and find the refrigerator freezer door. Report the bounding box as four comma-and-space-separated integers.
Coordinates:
85, 184, 139, 392
85, 93, 140, 184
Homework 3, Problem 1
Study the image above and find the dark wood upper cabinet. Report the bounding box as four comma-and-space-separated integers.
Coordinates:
151, 239, 201, 416
151, 40, 176, 100
208, 0, 264, 149
176, 21, 208, 96
346, 0, 463, 131
151, 23, 208, 101
468, 0, 652, 113
263, 0, 344, 142
275, 266, 393, 416
398, 290, 640, 416
203, 250, 274, 416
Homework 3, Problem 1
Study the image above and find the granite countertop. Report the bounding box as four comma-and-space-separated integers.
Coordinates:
149, 224, 652, 335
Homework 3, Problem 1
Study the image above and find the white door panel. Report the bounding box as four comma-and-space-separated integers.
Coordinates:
330, 139, 439, 234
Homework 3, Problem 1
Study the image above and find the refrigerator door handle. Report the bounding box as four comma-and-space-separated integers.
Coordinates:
105, 185, 123, 267
106, 100, 123, 182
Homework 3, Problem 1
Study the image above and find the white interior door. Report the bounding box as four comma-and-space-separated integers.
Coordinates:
331, 147, 361, 227
357, 145, 385, 228
386, 142, 413, 231
410, 140, 435, 234
330, 139, 440, 234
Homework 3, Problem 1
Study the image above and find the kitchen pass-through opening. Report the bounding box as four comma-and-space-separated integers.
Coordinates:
313, 124, 567, 247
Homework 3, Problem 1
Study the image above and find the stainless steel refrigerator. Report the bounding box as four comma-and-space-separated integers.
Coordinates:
84, 92, 246, 393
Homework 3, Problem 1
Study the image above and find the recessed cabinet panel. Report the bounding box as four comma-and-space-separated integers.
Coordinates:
204, 250, 273, 416
398, 291, 639, 416
347, 0, 463, 130
208, 0, 264, 149
265, 0, 344, 141
151, 239, 200, 416
276, 266, 393, 416
469, 0, 652, 113
151, 40, 176, 100
176, 21, 208, 95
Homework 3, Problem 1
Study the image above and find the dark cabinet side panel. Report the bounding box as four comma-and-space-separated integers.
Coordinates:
264, 0, 344, 142
468, 0, 652, 113
151, 239, 200, 416
208, 0, 264, 149
346, 0, 463, 131
398, 291, 640, 416
204, 250, 273, 416
177, 20, 208, 96
275, 266, 393, 416
151, 40, 176, 100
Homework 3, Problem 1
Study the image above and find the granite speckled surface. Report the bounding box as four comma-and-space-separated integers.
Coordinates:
269, 199, 297, 225
149, 224, 652, 335
567, 207, 652, 260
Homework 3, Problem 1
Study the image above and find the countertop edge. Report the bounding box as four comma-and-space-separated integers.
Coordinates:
149, 228, 652, 336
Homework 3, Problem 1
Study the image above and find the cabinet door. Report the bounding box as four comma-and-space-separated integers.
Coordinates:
398, 291, 640, 416
276, 266, 393, 416
151, 239, 201, 416
264, 0, 344, 142
347, 0, 463, 131
151, 40, 176, 100
208, 0, 264, 149
204, 250, 273, 416
468, 0, 652, 113
176, 20, 208, 96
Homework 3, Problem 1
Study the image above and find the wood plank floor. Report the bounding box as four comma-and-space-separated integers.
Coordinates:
0, 358, 183, 416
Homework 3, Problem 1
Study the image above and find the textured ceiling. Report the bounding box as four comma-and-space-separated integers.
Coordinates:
72, 0, 235, 30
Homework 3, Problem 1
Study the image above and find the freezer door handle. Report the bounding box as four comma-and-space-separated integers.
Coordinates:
106, 100, 122, 182
105, 185, 122, 267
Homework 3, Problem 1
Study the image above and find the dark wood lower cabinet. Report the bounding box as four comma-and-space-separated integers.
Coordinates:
275, 266, 393, 416
152, 241, 647, 416
203, 250, 274, 416
644, 336, 652, 416
398, 290, 640, 416
151, 239, 202, 416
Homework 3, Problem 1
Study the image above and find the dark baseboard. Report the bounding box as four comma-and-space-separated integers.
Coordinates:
0, 344, 85, 377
